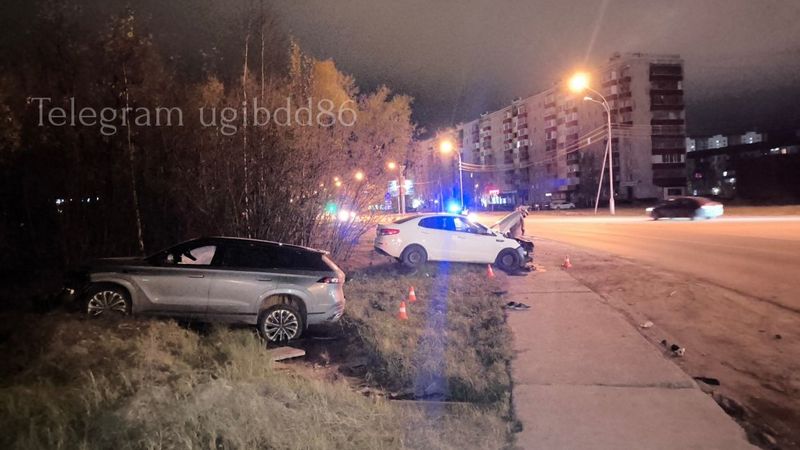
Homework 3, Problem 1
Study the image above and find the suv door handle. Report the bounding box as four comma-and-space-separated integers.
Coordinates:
188, 274, 205, 278
256, 277, 273, 282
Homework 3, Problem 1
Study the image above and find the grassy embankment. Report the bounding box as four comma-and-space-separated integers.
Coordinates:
0, 263, 513, 449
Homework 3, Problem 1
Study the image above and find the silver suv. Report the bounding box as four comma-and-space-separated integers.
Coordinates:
65, 237, 346, 342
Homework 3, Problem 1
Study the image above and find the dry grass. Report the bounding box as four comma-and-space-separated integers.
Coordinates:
0, 265, 513, 450
343, 262, 512, 403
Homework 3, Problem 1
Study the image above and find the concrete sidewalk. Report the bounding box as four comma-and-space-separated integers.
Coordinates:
506, 258, 756, 449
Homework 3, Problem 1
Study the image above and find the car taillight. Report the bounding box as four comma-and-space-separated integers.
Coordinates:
379, 228, 400, 235
317, 276, 342, 284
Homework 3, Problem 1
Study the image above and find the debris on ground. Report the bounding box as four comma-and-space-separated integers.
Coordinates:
503, 301, 531, 311
371, 301, 385, 311
310, 335, 340, 341
660, 339, 686, 357
266, 346, 306, 362
670, 344, 686, 357
774, 334, 782, 340
693, 376, 721, 386
668, 290, 677, 297
639, 320, 654, 329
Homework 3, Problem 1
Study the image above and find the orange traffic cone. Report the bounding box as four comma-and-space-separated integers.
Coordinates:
408, 286, 417, 303
397, 301, 409, 320
487, 264, 496, 278
562, 256, 572, 269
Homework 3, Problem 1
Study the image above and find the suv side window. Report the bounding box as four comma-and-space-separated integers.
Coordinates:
271, 246, 330, 271
164, 243, 218, 266
222, 243, 329, 271
222, 243, 277, 270
178, 245, 217, 265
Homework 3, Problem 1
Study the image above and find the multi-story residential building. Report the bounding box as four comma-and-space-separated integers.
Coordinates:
686, 131, 764, 152
686, 129, 800, 201
451, 52, 687, 207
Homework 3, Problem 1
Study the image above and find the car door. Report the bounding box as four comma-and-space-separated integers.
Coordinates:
659, 200, 679, 217
417, 216, 460, 261
683, 198, 700, 218
206, 242, 277, 322
452, 216, 502, 263
131, 241, 216, 316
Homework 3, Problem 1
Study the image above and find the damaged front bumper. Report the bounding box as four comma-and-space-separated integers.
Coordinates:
515, 237, 535, 266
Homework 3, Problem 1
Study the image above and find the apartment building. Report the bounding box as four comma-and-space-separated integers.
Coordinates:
454, 52, 687, 207
686, 129, 800, 200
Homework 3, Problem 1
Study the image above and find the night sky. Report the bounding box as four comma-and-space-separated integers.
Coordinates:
270, 0, 800, 136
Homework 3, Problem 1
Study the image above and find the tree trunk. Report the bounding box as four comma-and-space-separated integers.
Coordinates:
123, 64, 145, 254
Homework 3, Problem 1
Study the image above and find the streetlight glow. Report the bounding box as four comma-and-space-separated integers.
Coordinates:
568, 72, 590, 93
387, 161, 397, 170
354, 170, 365, 181
439, 139, 454, 154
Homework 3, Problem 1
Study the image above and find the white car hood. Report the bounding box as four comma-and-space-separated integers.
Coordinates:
491, 211, 524, 234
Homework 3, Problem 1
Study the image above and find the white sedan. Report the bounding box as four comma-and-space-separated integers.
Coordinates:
373, 213, 531, 271
550, 202, 576, 210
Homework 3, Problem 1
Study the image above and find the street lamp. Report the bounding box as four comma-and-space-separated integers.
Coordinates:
387, 161, 406, 214
439, 138, 464, 210
354, 170, 365, 181
569, 71, 615, 215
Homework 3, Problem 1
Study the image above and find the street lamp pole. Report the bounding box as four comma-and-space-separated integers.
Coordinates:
456, 150, 464, 209
398, 165, 406, 215
387, 161, 406, 214
438, 138, 464, 210
584, 87, 615, 215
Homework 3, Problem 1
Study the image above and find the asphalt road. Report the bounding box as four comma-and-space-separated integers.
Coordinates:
514, 215, 800, 312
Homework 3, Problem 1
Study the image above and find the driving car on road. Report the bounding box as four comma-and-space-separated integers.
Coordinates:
64, 237, 346, 343
551, 202, 576, 210
647, 196, 724, 220
373, 213, 532, 271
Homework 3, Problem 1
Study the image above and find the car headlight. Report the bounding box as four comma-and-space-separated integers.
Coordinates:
645, 207, 654, 213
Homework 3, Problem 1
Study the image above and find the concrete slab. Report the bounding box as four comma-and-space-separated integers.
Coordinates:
507, 267, 588, 287
508, 291, 692, 387
514, 384, 755, 450
507, 248, 756, 450
505, 278, 593, 294
267, 346, 306, 362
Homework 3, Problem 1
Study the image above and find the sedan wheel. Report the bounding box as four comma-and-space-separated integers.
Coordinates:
86, 287, 130, 317
258, 304, 304, 343
400, 245, 428, 268
496, 249, 521, 272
